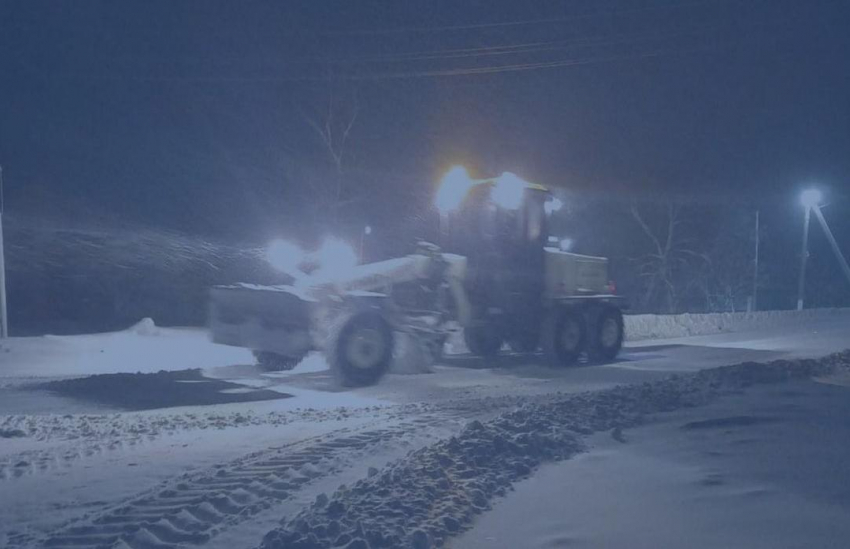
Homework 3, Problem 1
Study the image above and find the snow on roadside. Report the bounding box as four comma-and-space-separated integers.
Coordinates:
258, 352, 850, 549
624, 307, 850, 341
4, 309, 848, 382
0, 318, 252, 379
444, 308, 850, 354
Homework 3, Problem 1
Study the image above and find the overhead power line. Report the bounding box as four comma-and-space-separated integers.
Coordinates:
11, 0, 826, 83
308, 23, 730, 64
296, 0, 732, 36
40, 43, 721, 82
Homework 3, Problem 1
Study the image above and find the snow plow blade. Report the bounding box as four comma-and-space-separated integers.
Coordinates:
209, 284, 313, 358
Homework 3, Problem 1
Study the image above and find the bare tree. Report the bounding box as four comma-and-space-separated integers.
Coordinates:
630, 201, 704, 313
296, 72, 361, 228
688, 208, 758, 312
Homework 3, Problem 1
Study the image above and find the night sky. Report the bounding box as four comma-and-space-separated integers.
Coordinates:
1, 0, 849, 238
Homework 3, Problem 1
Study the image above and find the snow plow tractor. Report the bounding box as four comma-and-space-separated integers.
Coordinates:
209, 168, 626, 386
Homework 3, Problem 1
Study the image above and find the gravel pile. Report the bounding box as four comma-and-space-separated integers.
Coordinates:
259, 352, 850, 549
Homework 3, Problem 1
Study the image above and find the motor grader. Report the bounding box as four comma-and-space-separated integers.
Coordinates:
209, 168, 626, 386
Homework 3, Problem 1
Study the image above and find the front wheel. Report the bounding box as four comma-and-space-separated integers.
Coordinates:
327, 311, 394, 387
587, 306, 624, 363
542, 307, 585, 367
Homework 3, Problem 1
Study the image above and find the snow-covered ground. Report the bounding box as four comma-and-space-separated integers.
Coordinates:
0, 318, 252, 380
454, 376, 850, 549
258, 355, 850, 548
624, 307, 850, 341
1, 310, 850, 549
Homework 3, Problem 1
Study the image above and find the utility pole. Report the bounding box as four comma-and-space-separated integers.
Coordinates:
0, 165, 7, 338
811, 205, 850, 289
360, 225, 371, 263
752, 210, 759, 311
797, 205, 812, 311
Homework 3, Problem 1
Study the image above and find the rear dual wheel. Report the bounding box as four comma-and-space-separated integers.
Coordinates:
542, 307, 585, 367
587, 306, 624, 363
542, 305, 624, 367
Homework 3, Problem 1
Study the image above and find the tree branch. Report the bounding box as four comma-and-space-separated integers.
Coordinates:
631, 203, 663, 256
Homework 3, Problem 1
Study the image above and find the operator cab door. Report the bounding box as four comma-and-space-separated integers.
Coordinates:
509, 189, 547, 318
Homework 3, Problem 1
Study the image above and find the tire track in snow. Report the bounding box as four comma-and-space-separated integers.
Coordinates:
10, 413, 461, 549
0, 394, 521, 482
0, 407, 367, 480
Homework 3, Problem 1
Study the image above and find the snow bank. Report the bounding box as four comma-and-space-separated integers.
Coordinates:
624, 307, 850, 341
127, 317, 160, 336
258, 352, 850, 548
444, 308, 850, 355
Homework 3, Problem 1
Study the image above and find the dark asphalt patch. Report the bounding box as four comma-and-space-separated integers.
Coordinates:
33, 369, 292, 410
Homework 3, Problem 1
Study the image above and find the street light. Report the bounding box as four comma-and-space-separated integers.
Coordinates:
797, 189, 819, 310
800, 189, 822, 209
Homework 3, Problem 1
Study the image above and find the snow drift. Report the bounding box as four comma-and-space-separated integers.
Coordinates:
445, 308, 850, 355
624, 307, 850, 341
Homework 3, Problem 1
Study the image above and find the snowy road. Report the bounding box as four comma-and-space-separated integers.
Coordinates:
454, 378, 850, 549
2, 310, 850, 548
261, 308, 850, 406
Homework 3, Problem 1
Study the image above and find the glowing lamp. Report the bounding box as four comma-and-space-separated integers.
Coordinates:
492, 172, 527, 210
314, 237, 358, 274
435, 166, 473, 213
266, 239, 304, 274
545, 197, 563, 215
801, 189, 822, 209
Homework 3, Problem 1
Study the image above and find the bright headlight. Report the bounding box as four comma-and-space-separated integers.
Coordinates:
492, 172, 527, 210
435, 166, 473, 213
314, 237, 358, 275
545, 197, 563, 215
266, 239, 304, 273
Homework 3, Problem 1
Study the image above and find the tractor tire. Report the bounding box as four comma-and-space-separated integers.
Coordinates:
327, 311, 394, 387
508, 330, 539, 354
587, 305, 624, 363
542, 307, 585, 367
253, 351, 306, 372
464, 325, 503, 358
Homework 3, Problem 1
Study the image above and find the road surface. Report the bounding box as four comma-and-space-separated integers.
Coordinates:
1, 311, 849, 548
